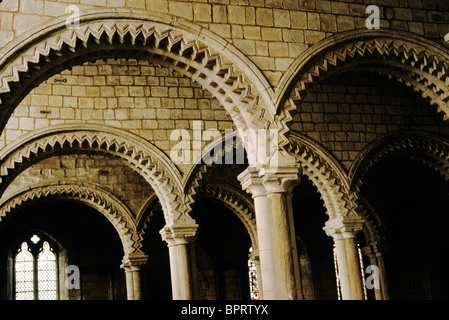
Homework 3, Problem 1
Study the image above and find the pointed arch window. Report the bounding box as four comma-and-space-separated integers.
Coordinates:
14, 234, 58, 300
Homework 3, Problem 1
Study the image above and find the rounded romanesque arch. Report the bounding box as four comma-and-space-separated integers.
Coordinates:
0, 123, 189, 226
286, 131, 357, 219
197, 183, 257, 249
349, 131, 449, 193
0, 182, 137, 256
275, 29, 449, 145
0, 9, 274, 144
180, 133, 256, 245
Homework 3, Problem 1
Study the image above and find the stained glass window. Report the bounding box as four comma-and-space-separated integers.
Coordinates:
248, 246, 259, 300
14, 235, 58, 300
15, 242, 34, 300
37, 242, 57, 300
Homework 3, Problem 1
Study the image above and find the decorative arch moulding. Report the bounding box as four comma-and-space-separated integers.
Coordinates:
0, 182, 138, 256
0, 9, 276, 144
274, 29, 449, 147
0, 123, 194, 227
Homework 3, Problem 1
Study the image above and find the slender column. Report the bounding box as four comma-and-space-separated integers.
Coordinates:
286, 192, 303, 300
324, 216, 365, 300
344, 235, 364, 299
362, 246, 383, 300
238, 160, 300, 300
240, 168, 277, 299
160, 224, 198, 300
330, 233, 352, 300
120, 253, 148, 300
372, 245, 389, 300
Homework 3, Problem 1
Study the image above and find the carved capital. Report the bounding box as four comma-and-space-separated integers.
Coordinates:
238, 155, 300, 197
121, 252, 149, 271
323, 216, 365, 240
237, 166, 266, 197
160, 223, 198, 247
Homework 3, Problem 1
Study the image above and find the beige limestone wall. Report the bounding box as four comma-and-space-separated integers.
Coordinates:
291, 71, 449, 170
0, 59, 235, 172
1, 0, 449, 89
6, 154, 154, 215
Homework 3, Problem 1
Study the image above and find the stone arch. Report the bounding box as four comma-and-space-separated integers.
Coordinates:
275, 29, 449, 146
0, 9, 274, 141
349, 131, 449, 193
0, 123, 190, 226
356, 194, 386, 247
196, 183, 257, 250
182, 130, 247, 212
287, 131, 357, 219
0, 181, 137, 256
179, 133, 256, 245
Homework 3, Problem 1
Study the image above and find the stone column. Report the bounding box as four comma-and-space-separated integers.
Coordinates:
361, 246, 383, 300
324, 216, 365, 300
285, 191, 303, 300
238, 159, 300, 300
160, 224, 198, 300
361, 243, 390, 300
372, 244, 390, 300
120, 253, 148, 300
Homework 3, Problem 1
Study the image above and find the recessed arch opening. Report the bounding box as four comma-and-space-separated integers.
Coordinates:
0, 199, 126, 300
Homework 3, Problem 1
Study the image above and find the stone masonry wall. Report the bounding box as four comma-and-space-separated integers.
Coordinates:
5, 154, 154, 216
291, 71, 449, 170
0, 59, 234, 172
1, 0, 449, 89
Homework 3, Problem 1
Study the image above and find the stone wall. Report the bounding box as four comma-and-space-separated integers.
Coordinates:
5, 154, 153, 215
0, 58, 234, 172
291, 71, 449, 170
1, 0, 449, 89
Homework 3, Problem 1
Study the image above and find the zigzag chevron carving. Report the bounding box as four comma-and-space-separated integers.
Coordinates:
287, 132, 359, 219
0, 19, 270, 134
0, 129, 188, 225
350, 132, 449, 192
0, 184, 140, 255
278, 37, 449, 149
198, 183, 257, 247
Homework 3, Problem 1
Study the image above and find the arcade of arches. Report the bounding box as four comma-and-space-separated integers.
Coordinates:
1, 0, 449, 300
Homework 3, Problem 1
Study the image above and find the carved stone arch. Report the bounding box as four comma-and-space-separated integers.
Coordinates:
0, 123, 191, 226
275, 29, 449, 146
182, 130, 248, 213
0, 9, 274, 140
0, 182, 138, 256
349, 131, 449, 193
355, 195, 387, 248
197, 183, 257, 250
287, 131, 358, 219
134, 196, 163, 256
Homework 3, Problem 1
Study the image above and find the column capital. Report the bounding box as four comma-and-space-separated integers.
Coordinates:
237, 165, 266, 197
121, 252, 149, 270
160, 223, 198, 247
238, 155, 300, 197
323, 215, 365, 239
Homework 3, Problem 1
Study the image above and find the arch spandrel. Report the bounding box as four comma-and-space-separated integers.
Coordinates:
0, 11, 275, 143
0, 123, 193, 227
0, 182, 138, 256
274, 29, 449, 148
